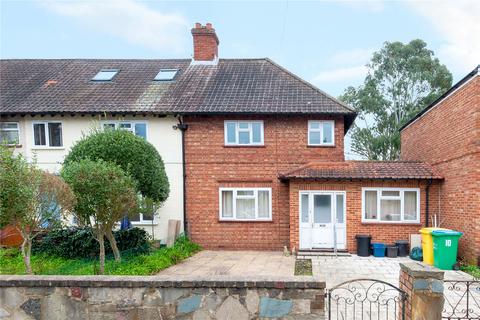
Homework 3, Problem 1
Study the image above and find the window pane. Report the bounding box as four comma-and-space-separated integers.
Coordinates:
314, 195, 331, 223
1, 123, 18, 129
238, 122, 249, 129
336, 194, 344, 223
119, 123, 132, 130
103, 123, 116, 130
404, 191, 417, 220
238, 131, 250, 144
48, 123, 62, 147
34, 123, 46, 146
226, 123, 236, 144
237, 190, 254, 196
301, 194, 309, 223
309, 131, 321, 145
310, 122, 320, 129
380, 199, 401, 221
142, 212, 153, 221
258, 191, 269, 218
0, 131, 19, 144
382, 190, 400, 197
130, 213, 140, 221
236, 198, 255, 219
134, 123, 147, 139
252, 122, 262, 143
221, 191, 233, 218
322, 122, 333, 143
364, 191, 377, 219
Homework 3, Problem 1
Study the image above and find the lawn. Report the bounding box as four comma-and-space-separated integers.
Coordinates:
0, 236, 200, 276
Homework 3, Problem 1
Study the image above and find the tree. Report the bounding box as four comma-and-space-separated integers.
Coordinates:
63, 128, 169, 261
340, 39, 452, 160
0, 146, 76, 274
61, 159, 138, 274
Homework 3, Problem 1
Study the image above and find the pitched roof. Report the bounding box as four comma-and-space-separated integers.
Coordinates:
280, 161, 443, 180
400, 64, 479, 131
0, 58, 356, 129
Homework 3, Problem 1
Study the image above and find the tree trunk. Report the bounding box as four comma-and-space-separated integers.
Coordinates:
106, 229, 121, 262
20, 232, 32, 275
97, 231, 105, 275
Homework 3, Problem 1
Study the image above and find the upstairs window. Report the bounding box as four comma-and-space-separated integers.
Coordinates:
219, 188, 272, 221
0, 122, 20, 145
362, 188, 420, 223
308, 120, 334, 146
102, 121, 147, 139
92, 69, 119, 81
224, 121, 264, 146
33, 122, 63, 147
154, 69, 178, 81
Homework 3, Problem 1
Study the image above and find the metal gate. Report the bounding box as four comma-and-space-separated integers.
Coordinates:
443, 279, 480, 319
327, 279, 407, 320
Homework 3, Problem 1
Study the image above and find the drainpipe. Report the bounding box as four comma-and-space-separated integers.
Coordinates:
425, 178, 433, 227
174, 117, 189, 236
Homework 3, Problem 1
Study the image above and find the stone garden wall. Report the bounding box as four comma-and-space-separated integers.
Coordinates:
0, 276, 325, 319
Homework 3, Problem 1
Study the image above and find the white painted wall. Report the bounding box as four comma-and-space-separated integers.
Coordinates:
2, 115, 184, 243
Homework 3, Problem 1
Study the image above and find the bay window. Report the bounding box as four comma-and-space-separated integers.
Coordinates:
219, 188, 271, 220
362, 188, 420, 223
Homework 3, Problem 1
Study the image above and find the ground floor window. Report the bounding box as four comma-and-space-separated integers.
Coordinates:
219, 188, 272, 221
0, 122, 19, 145
362, 187, 420, 223
102, 121, 147, 139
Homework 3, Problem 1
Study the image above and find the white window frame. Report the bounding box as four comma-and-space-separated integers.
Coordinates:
219, 187, 272, 221
32, 121, 63, 148
0, 122, 20, 145
361, 187, 420, 223
224, 121, 264, 146
131, 213, 156, 225
101, 121, 148, 139
308, 120, 335, 146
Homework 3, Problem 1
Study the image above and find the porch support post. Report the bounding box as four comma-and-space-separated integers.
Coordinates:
399, 262, 445, 320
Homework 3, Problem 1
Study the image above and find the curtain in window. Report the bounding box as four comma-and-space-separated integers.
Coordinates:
364, 191, 377, 219
404, 191, 417, 220
236, 198, 255, 219
258, 191, 269, 218
222, 191, 233, 218
380, 199, 401, 221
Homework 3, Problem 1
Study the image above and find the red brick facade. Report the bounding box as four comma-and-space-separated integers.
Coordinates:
184, 114, 440, 252
184, 114, 344, 250
401, 75, 479, 264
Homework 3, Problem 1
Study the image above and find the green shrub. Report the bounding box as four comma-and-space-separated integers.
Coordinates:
33, 227, 150, 259
63, 129, 169, 203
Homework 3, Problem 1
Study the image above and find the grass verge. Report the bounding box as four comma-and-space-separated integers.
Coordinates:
0, 236, 200, 276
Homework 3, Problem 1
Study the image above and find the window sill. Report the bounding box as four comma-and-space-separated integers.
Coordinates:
131, 221, 158, 226
307, 145, 335, 148
361, 221, 421, 226
1, 144, 22, 148
31, 147, 65, 150
223, 145, 266, 148
218, 219, 273, 223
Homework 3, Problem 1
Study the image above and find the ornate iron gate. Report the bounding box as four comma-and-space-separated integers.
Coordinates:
443, 279, 480, 319
327, 279, 407, 320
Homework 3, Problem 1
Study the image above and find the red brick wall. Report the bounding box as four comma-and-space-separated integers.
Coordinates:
401, 75, 479, 264
184, 114, 345, 250
288, 179, 441, 252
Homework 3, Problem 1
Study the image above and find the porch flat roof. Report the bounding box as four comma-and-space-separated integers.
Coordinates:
279, 161, 443, 181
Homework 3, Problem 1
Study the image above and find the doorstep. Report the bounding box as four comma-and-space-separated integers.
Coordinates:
297, 249, 351, 258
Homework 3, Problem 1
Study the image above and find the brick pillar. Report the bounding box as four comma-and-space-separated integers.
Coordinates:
399, 262, 445, 320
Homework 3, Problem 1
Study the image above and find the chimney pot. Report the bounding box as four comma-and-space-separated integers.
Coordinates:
191, 22, 219, 63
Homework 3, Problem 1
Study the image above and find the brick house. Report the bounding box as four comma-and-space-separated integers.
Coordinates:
1, 23, 443, 253
401, 66, 479, 265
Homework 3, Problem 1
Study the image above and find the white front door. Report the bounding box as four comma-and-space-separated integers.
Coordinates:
299, 191, 346, 250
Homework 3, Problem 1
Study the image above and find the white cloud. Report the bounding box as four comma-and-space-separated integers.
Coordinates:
338, 0, 385, 12
312, 65, 367, 83
41, 0, 189, 53
409, 0, 480, 73
328, 48, 374, 66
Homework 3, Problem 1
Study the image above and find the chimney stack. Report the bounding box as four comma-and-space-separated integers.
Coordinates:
191, 22, 219, 64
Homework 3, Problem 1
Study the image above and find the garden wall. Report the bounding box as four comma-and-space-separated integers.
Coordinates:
0, 276, 325, 319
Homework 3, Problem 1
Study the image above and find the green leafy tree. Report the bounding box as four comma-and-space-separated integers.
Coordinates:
63, 128, 169, 261
0, 146, 75, 274
61, 159, 138, 274
340, 39, 452, 160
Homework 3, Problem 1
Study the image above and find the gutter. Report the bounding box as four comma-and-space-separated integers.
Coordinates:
174, 117, 189, 236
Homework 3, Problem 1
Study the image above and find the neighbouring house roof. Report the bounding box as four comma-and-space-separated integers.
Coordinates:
279, 161, 443, 181
0, 58, 357, 130
400, 64, 479, 131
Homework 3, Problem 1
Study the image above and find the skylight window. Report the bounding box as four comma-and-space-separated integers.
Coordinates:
92, 69, 119, 81
154, 69, 178, 81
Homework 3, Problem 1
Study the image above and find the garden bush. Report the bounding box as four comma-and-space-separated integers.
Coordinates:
33, 227, 150, 259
